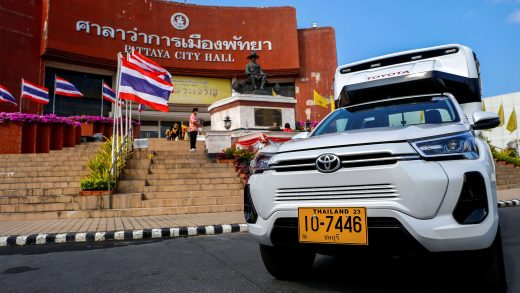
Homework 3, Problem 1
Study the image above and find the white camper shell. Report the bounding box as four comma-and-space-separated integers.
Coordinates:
334, 44, 482, 122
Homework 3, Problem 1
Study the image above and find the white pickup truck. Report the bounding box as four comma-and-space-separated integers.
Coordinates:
245, 44, 506, 290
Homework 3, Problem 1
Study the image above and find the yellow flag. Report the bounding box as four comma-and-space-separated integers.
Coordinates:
419, 111, 424, 122
506, 108, 517, 133
329, 96, 336, 111
272, 89, 276, 96
498, 104, 504, 126
482, 101, 486, 111
313, 90, 329, 108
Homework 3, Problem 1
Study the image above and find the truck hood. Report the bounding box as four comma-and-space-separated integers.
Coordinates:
277, 123, 469, 153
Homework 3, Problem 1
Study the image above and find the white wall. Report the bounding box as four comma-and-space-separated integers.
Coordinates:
482, 92, 520, 149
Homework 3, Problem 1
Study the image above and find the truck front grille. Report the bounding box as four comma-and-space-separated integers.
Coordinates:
270, 153, 419, 172
274, 184, 399, 202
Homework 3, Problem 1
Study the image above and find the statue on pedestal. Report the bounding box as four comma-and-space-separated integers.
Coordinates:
245, 51, 267, 90
232, 51, 280, 95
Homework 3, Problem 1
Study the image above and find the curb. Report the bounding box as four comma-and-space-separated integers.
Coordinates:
1, 200, 518, 248
0, 223, 248, 247
497, 199, 520, 208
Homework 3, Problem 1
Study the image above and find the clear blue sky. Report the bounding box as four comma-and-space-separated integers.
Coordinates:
182, 0, 520, 98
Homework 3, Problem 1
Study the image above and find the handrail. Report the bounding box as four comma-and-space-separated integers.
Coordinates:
107, 133, 133, 194
109, 134, 128, 175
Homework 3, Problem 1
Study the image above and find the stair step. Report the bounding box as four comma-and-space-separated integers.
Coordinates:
0, 210, 91, 222
149, 163, 234, 169
145, 173, 240, 180
151, 159, 209, 164
0, 166, 87, 172
145, 178, 241, 186
0, 170, 89, 178
0, 161, 91, 168
0, 181, 80, 190
148, 168, 236, 174
143, 189, 243, 199
0, 176, 83, 184
144, 183, 243, 192
141, 195, 242, 208
0, 187, 80, 197
0, 195, 75, 205
0, 202, 79, 213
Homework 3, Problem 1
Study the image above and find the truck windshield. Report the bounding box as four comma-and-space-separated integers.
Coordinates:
312, 95, 460, 136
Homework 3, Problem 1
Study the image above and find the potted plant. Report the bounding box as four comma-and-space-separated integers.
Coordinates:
216, 147, 236, 163
80, 137, 127, 196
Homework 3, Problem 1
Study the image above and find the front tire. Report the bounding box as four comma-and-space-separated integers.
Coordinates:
259, 245, 315, 280
457, 228, 507, 292
479, 228, 507, 292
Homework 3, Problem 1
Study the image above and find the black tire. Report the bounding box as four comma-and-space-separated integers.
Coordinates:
479, 228, 507, 292
458, 228, 507, 292
259, 245, 315, 280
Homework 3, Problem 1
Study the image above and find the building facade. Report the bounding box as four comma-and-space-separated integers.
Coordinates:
0, 0, 337, 137
482, 92, 520, 149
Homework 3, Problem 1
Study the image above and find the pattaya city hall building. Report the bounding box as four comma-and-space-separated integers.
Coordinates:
1, 0, 337, 137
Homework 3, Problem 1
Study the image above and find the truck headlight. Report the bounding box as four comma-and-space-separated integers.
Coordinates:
250, 152, 274, 173
410, 132, 479, 159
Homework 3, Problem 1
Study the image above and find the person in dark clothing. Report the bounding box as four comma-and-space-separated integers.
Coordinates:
171, 123, 180, 141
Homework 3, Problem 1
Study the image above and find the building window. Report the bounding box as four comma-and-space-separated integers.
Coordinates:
254, 108, 282, 127
44, 67, 112, 116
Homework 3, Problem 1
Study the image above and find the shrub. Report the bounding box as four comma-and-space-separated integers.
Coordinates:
80, 136, 131, 190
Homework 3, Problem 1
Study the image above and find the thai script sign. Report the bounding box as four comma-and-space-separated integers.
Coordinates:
43, 1, 300, 74
169, 76, 231, 104
76, 20, 272, 63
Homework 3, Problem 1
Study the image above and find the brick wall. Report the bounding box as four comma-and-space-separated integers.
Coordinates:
0, 0, 44, 114
0, 123, 23, 154
295, 27, 338, 124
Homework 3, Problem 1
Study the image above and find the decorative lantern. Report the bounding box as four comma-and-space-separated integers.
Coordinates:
224, 116, 232, 130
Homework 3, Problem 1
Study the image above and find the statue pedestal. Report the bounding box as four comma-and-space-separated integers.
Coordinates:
208, 94, 296, 131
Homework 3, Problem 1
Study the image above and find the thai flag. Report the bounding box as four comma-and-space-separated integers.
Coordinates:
102, 82, 119, 104
0, 85, 17, 105
55, 77, 83, 97
21, 79, 49, 104
119, 57, 173, 112
128, 51, 172, 84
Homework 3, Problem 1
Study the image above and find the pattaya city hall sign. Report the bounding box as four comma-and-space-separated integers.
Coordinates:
42, 1, 300, 76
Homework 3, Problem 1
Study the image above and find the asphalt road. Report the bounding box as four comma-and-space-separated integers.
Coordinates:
1, 207, 519, 293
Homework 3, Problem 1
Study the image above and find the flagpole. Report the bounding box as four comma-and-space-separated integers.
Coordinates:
20, 78, 23, 113
125, 100, 129, 138
112, 53, 123, 176
129, 101, 133, 140
101, 79, 104, 117
120, 101, 124, 142
515, 107, 519, 153
52, 74, 57, 115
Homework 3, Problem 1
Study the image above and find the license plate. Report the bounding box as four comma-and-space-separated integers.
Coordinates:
298, 207, 368, 245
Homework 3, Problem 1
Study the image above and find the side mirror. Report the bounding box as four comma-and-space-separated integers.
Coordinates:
471, 111, 501, 130
291, 132, 310, 140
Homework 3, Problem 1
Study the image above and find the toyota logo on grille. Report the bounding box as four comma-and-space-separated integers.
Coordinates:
316, 154, 341, 173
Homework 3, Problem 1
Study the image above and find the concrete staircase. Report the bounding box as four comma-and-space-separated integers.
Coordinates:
0, 143, 102, 221
111, 139, 244, 217
495, 161, 520, 190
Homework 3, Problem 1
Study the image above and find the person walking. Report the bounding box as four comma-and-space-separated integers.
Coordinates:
189, 108, 201, 151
